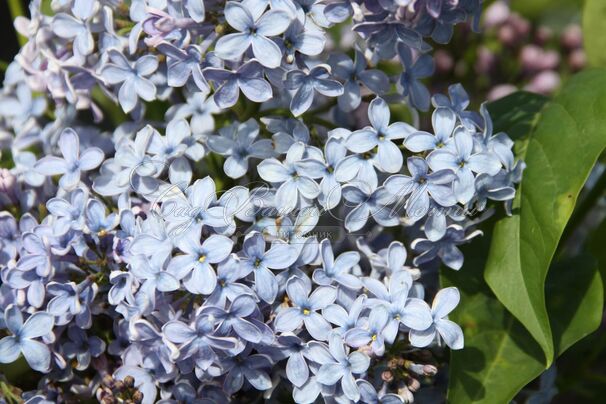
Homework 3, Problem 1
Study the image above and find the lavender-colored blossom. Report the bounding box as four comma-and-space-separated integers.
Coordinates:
0, 212, 19, 265
432, 84, 482, 129
0, 0, 520, 400
257, 142, 321, 214
207, 256, 256, 307
85, 199, 118, 236
357, 379, 404, 404
0, 84, 46, 126
405, 107, 457, 152
363, 271, 433, 342
167, 234, 233, 295
160, 176, 228, 237
324, 297, 366, 339
409, 287, 464, 349
427, 128, 502, 204
383, 157, 457, 221
278, 19, 325, 63
284, 65, 344, 116
274, 276, 336, 340
16, 226, 65, 277
46, 280, 97, 328
201, 294, 264, 343
128, 254, 180, 311
220, 347, 273, 394
35, 128, 104, 191
207, 119, 274, 178
162, 313, 238, 370
329, 51, 390, 112
312, 239, 362, 289
63, 326, 106, 370
342, 182, 399, 232
412, 225, 483, 270
0, 305, 54, 372
51, 0, 97, 58
344, 304, 390, 356
100, 50, 159, 113
316, 332, 370, 401
156, 42, 209, 93
346, 97, 415, 173
205, 60, 273, 108
215, 1, 292, 68
46, 188, 88, 235
240, 231, 299, 303
397, 43, 434, 111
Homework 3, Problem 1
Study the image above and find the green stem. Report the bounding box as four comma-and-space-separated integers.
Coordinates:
8, 0, 28, 46
0, 60, 9, 72
306, 116, 337, 129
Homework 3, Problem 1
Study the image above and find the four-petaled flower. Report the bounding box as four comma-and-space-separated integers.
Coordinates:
285, 65, 343, 116
0, 305, 54, 372
100, 49, 159, 113
215, 1, 291, 68
275, 276, 337, 340
346, 97, 415, 173
316, 332, 370, 401
35, 128, 104, 191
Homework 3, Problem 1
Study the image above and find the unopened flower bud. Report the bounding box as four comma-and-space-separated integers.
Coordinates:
381, 370, 394, 383
422, 364, 438, 376
407, 377, 421, 392
434, 49, 454, 74
0, 169, 18, 207
406, 361, 437, 376
475, 46, 496, 75
569, 49, 586, 72
397, 386, 415, 403
483, 1, 510, 29
535, 26, 553, 45
524, 70, 561, 95
123, 376, 135, 388
520, 45, 560, 72
132, 390, 144, 403
487, 84, 517, 101
561, 24, 583, 50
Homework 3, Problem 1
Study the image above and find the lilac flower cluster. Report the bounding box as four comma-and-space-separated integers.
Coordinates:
0, 0, 523, 403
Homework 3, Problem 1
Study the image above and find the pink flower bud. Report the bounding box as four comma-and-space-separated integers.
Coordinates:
0, 169, 16, 194
483, 1, 510, 29
487, 84, 517, 101
535, 26, 553, 45
520, 45, 560, 72
524, 71, 561, 95
475, 46, 496, 75
569, 49, 587, 71
434, 49, 454, 74
561, 24, 583, 50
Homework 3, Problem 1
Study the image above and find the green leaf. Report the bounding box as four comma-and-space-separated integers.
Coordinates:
546, 255, 603, 356
583, 0, 606, 68
484, 69, 606, 365
511, 0, 582, 19
484, 91, 547, 142
443, 230, 545, 404
445, 86, 604, 403
445, 232, 603, 403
